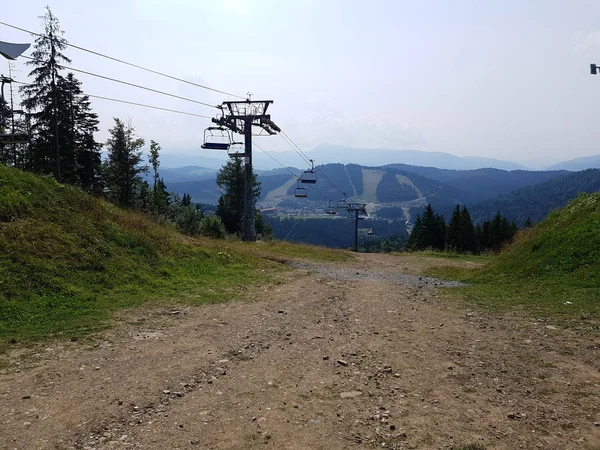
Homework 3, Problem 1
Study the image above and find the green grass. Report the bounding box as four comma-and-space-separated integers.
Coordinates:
427, 193, 600, 320
0, 166, 347, 351
412, 250, 493, 263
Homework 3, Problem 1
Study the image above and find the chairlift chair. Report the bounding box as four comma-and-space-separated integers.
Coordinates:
294, 181, 308, 198
201, 127, 231, 150
228, 141, 246, 158
326, 201, 337, 215
367, 227, 375, 236
299, 159, 317, 184
337, 193, 349, 209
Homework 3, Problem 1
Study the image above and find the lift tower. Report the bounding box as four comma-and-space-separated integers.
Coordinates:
347, 203, 367, 252
212, 99, 280, 242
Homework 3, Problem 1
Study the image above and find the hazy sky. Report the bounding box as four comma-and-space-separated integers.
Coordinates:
2, 0, 600, 167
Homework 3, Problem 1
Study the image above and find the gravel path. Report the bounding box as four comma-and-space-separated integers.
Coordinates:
289, 261, 466, 288
1, 253, 598, 450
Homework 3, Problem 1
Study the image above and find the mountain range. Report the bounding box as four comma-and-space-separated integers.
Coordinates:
157, 143, 600, 173
163, 162, 598, 227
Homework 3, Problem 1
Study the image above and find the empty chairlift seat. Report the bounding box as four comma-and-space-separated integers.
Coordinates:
300, 159, 317, 184
294, 181, 308, 198
201, 127, 231, 150
228, 142, 246, 158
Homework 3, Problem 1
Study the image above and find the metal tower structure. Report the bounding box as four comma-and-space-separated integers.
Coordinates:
211, 99, 280, 242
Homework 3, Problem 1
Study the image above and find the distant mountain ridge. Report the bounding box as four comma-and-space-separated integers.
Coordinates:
546, 154, 600, 171
154, 144, 531, 171
306, 143, 529, 171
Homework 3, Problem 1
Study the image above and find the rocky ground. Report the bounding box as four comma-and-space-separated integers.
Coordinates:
1, 253, 599, 450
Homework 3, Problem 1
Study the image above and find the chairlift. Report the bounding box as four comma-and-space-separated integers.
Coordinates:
228, 141, 246, 158
299, 159, 317, 184
337, 193, 349, 209
201, 127, 231, 150
326, 201, 337, 215
367, 227, 375, 236
294, 181, 308, 198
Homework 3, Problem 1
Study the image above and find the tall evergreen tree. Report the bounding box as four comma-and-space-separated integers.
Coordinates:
19, 7, 71, 180
64, 73, 102, 192
459, 205, 477, 253
148, 140, 170, 215
216, 158, 261, 235
104, 118, 147, 208
434, 213, 446, 250
406, 215, 423, 250
446, 204, 462, 251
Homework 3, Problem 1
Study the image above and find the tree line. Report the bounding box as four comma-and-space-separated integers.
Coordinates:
406, 203, 518, 254
1, 8, 269, 241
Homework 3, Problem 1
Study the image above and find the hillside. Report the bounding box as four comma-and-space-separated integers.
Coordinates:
0, 166, 343, 343
472, 192, 600, 317
167, 163, 569, 212
383, 164, 569, 199
469, 169, 600, 225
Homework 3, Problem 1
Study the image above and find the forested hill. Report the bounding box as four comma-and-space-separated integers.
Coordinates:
166, 163, 569, 209
469, 169, 600, 225
382, 164, 569, 199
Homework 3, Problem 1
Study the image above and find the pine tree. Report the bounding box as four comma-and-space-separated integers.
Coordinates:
216, 158, 261, 235
406, 215, 423, 250
446, 204, 462, 251
19, 7, 71, 180
64, 73, 102, 192
148, 140, 170, 215
104, 118, 147, 208
420, 204, 437, 249
434, 213, 446, 251
459, 205, 477, 253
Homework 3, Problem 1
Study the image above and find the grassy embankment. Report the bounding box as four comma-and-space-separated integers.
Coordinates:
427, 193, 600, 321
0, 165, 348, 350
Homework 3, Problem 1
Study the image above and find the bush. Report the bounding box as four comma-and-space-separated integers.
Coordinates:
199, 214, 226, 239
168, 203, 203, 236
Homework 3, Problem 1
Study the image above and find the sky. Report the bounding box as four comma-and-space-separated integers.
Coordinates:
2, 0, 600, 168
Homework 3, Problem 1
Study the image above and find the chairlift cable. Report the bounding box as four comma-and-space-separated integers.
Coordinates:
283, 216, 302, 241
11, 79, 212, 118
253, 142, 334, 202
0, 20, 245, 99
20, 55, 219, 109
279, 131, 347, 197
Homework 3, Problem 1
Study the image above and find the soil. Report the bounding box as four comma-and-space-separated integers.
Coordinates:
1, 253, 599, 450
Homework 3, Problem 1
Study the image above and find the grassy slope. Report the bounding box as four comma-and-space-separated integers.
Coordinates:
429, 193, 600, 320
0, 166, 348, 348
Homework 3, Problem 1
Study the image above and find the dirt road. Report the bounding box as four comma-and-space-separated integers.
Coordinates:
1, 253, 599, 449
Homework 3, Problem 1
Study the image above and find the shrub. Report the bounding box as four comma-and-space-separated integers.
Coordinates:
199, 214, 226, 239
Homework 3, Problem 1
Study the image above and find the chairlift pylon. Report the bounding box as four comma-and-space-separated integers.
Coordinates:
201, 127, 231, 150
294, 180, 308, 198
300, 159, 317, 184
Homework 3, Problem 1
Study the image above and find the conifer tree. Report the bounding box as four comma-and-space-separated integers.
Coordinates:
446, 204, 462, 251
19, 7, 71, 180
459, 205, 477, 253
148, 140, 170, 215
216, 158, 261, 235
104, 118, 147, 208
406, 215, 423, 250
64, 73, 102, 192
